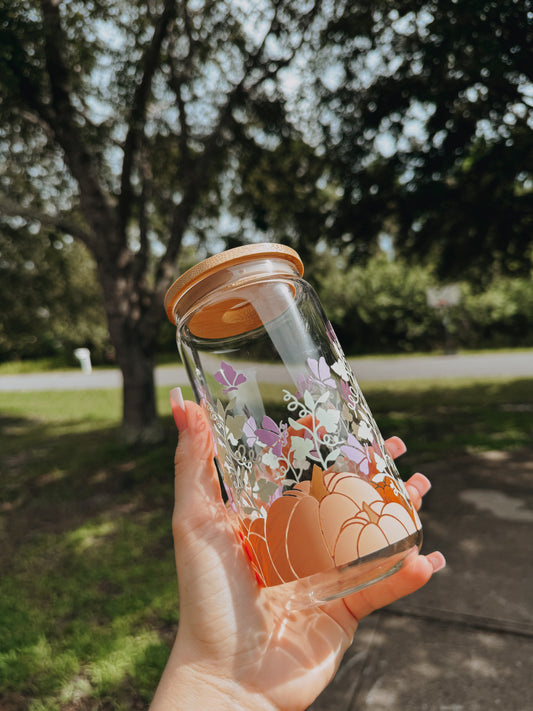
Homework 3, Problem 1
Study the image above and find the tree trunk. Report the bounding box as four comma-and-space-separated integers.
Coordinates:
118, 341, 162, 444
97, 258, 163, 444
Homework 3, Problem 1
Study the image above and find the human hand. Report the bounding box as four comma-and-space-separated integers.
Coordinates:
150, 390, 445, 711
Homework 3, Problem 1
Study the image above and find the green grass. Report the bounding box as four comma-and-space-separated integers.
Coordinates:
1, 378, 532, 709
361, 377, 533, 476
0, 386, 194, 710
0, 353, 181, 375
0, 357, 122, 376
0, 356, 76, 374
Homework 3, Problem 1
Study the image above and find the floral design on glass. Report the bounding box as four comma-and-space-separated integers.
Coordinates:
206, 337, 421, 585
208, 343, 413, 517
214, 361, 246, 394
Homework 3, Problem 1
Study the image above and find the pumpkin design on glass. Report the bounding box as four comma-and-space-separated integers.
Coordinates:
241, 465, 420, 587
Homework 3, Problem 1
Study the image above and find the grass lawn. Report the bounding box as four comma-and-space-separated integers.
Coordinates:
1, 377, 532, 709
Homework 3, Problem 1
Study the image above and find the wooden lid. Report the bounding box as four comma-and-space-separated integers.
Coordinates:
164, 243, 303, 329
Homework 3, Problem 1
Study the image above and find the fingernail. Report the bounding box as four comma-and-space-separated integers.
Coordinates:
409, 472, 432, 498
427, 551, 446, 573
170, 387, 188, 431
385, 436, 407, 458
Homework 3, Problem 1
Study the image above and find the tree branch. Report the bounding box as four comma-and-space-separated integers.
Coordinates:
134, 144, 152, 282
0, 196, 94, 247
39, 0, 116, 257
118, 0, 177, 234
169, 0, 322, 187
167, 61, 192, 168
145, 1, 324, 337
171, 0, 194, 166
3, 39, 56, 130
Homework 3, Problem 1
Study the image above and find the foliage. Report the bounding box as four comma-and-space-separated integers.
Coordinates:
1, 0, 531, 439
312, 0, 533, 280
0, 226, 109, 362
2, 229, 532, 361
309, 251, 533, 354
312, 251, 441, 353
0, 0, 329, 439
453, 277, 533, 350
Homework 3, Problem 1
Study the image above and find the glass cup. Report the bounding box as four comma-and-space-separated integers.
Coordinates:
165, 243, 422, 608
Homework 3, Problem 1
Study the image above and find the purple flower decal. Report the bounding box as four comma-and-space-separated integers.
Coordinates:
214, 361, 247, 395
295, 373, 314, 399
243, 416, 258, 447
340, 379, 356, 408
341, 433, 371, 476
255, 416, 288, 457
308, 356, 336, 388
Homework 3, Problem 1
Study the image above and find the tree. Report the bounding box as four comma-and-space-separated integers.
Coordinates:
0, 0, 326, 442
0, 223, 108, 361
312, 0, 533, 280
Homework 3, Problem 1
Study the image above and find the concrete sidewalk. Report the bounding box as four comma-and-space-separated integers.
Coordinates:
309, 447, 533, 711
0, 350, 532, 391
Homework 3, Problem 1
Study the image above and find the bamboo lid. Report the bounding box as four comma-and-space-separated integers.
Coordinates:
164, 243, 304, 336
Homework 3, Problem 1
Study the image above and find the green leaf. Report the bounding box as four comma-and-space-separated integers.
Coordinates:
256, 478, 279, 504
226, 414, 246, 440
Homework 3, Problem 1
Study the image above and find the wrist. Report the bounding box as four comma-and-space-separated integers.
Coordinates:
170, 663, 280, 711
151, 645, 281, 711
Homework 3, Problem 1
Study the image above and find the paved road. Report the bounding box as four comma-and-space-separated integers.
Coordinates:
0, 351, 531, 391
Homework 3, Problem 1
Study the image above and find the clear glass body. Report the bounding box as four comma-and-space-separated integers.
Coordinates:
174, 256, 422, 608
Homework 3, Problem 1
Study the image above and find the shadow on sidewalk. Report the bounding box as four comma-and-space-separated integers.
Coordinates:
310, 448, 533, 711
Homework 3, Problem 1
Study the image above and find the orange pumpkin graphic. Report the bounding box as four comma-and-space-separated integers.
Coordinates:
374, 475, 419, 525
241, 466, 420, 587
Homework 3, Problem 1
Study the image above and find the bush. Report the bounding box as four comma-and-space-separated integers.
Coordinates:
0, 229, 111, 364
451, 277, 533, 350
311, 251, 533, 354
312, 253, 443, 354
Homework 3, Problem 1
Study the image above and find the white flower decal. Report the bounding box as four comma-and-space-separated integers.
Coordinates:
308, 356, 336, 388
262, 451, 280, 469
331, 358, 350, 382
357, 420, 373, 443
316, 406, 341, 433
289, 436, 315, 467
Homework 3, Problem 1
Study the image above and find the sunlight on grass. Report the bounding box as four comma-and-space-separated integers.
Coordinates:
58, 675, 93, 707
0, 512, 178, 709
0, 388, 122, 425
67, 520, 118, 553
88, 628, 162, 691
1, 376, 532, 709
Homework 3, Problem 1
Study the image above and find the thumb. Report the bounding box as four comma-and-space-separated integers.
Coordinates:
169, 388, 258, 615
170, 387, 226, 531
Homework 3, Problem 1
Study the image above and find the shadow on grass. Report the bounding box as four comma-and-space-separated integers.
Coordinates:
1, 378, 532, 709
0, 415, 179, 710
363, 378, 533, 475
